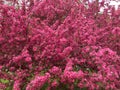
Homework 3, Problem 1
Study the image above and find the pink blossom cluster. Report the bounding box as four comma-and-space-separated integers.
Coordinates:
0, 0, 120, 90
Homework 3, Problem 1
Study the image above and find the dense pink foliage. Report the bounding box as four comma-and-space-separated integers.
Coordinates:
0, 0, 120, 90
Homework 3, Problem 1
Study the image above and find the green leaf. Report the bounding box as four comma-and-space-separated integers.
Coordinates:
41, 83, 49, 90
5, 86, 13, 90
0, 79, 9, 84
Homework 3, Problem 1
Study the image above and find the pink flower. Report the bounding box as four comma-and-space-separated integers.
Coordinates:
51, 80, 58, 87
25, 57, 32, 62
26, 73, 50, 90
0, 0, 120, 89
49, 66, 62, 75
13, 80, 21, 90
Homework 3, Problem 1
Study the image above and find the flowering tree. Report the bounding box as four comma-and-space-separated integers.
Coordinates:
0, 0, 120, 90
